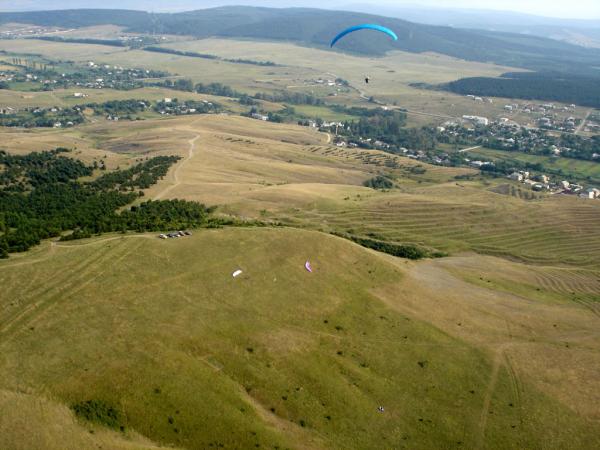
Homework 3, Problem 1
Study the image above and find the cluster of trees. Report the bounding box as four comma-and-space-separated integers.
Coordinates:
338, 110, 437, 151
440, 72, 600, 108
194, 82, 242, 98
8, 61, 170, 92
150, 79, 323, 112
0, 150, 217, 257
159, 78, 195, 92
334, 232, 438, 260
154, 99, 221, 115
477, 153, 600, 185
330, 105, 388, 117
90, 156, 180, 191
224, 58, 276, 67
0, 148, 91, 190
363, 175, 393, 190
437, 123, 599, 162
239, 94, 259, 106
87, 99, 149, 117
254, 91, 323, 106
558, 134, 600, 161
72, 400, 123, 430
0, 107, 84, 128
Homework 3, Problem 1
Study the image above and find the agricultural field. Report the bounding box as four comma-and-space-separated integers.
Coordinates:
1, 37, 591, 129
0, 37, 523, 123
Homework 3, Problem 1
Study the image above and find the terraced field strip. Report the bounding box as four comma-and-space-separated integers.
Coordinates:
279, 190, 600, 267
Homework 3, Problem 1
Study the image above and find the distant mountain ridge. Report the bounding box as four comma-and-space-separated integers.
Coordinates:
342, 4, 600, 48
1, 6, 599, 76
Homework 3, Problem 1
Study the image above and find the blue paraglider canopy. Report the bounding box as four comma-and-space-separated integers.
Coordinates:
330, 24, 398, 48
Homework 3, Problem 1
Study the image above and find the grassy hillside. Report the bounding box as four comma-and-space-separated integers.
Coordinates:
2, 7, 600, 74
2, 114, 599, 268
42, 114, 597, 269
1, 228, 599, 449
0, 91, 599, 449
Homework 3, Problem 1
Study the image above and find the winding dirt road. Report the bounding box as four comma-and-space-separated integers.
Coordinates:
153, 134, 200, 200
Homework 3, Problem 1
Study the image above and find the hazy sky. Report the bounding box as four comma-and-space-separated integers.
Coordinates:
1, 1, 599, 19
380, 0, 600, 19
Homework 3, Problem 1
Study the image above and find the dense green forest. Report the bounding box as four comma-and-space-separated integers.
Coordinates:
3, 7, 600, 74
0, 150, 221, 257
436, 72, 600, 108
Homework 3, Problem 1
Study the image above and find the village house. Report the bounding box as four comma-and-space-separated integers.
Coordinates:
509, 172, 523, 182
581, 188, 600, 199
251, 113, 269, 121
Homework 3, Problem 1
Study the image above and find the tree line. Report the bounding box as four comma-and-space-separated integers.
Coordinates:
333, 232, 444, 260
439, 72, 600, 109
143, 46, 277, 66
151, 79, 324, 107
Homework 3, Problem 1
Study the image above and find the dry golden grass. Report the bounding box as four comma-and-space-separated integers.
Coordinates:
159, 39, 527, 118
0, 39, 129, 60
0, 390, 173, 450
377, 254, 600, 421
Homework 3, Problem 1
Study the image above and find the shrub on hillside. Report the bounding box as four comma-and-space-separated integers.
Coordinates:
72, 400, 123, 430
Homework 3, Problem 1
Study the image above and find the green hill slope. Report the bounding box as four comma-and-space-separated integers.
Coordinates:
1, 228, 598, 449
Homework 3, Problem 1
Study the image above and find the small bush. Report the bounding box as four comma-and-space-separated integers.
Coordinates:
363, 175, 393, 190
72, 400, 123, 430
334, 233, 430, 260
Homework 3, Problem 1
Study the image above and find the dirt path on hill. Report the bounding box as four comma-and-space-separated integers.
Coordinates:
370, 253, 600, 430
575, 109, 592, 135
153, 134, 200, 200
